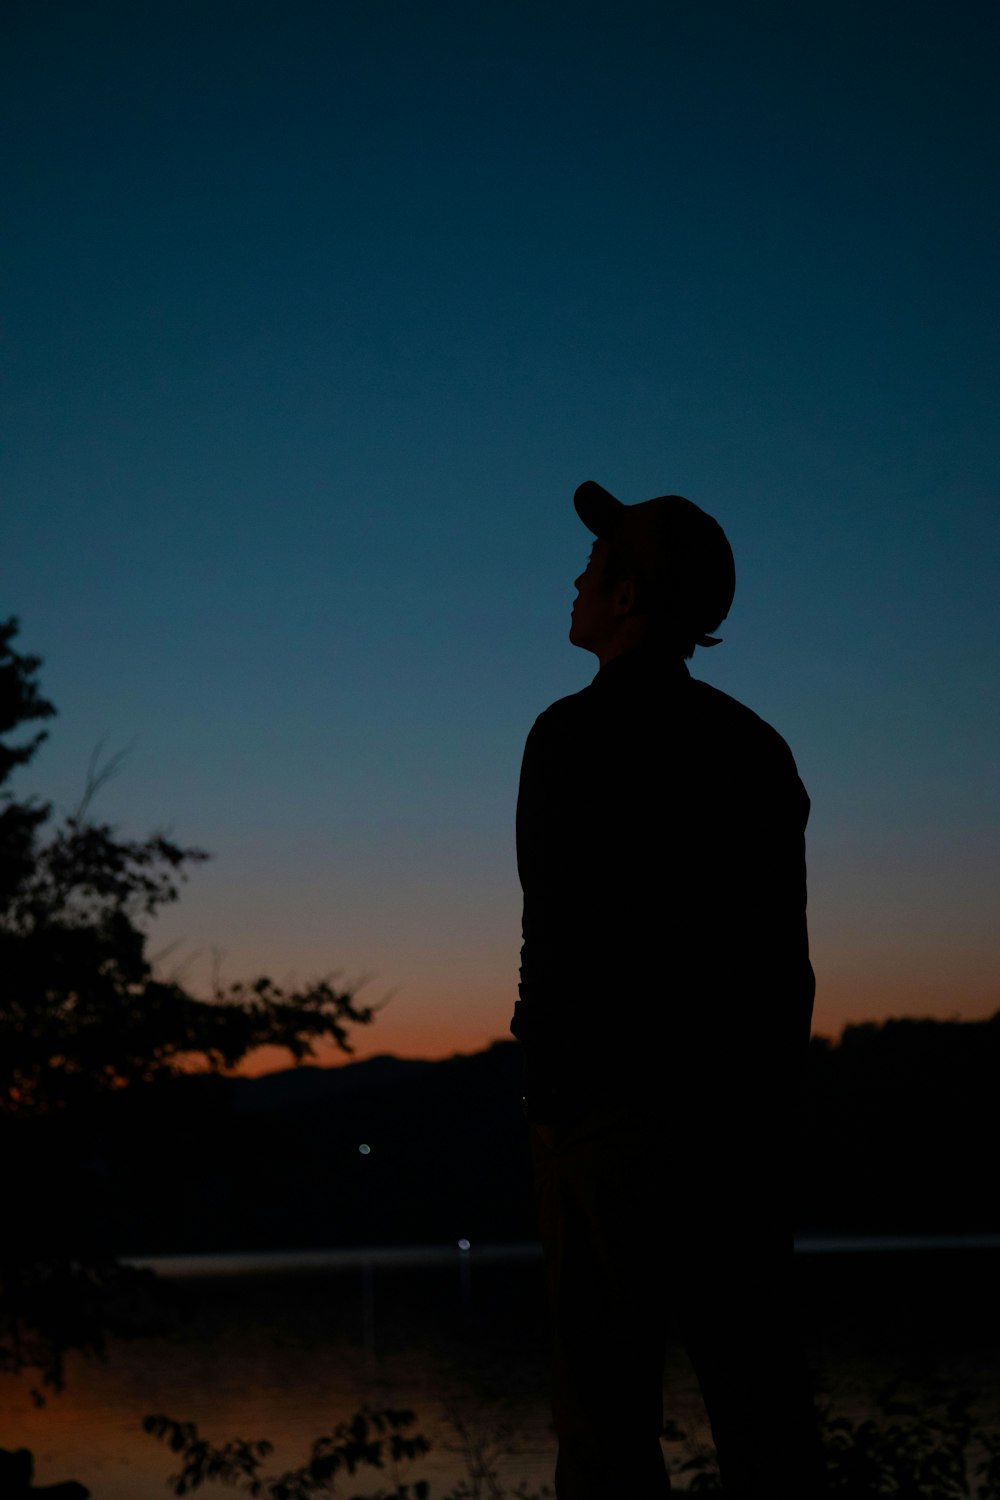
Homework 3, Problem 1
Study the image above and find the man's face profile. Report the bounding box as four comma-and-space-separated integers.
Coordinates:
570, 537, 637, 658
569, 540, 606, 653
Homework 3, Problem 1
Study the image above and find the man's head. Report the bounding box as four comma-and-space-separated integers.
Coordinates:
569, 481, 736, 663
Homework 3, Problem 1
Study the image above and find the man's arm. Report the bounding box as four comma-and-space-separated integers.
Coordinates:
512, 709, 583, 1125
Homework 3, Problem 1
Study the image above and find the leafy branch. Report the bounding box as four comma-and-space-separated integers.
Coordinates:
0, 618, 380, 1393
142, 1407, 431, 1500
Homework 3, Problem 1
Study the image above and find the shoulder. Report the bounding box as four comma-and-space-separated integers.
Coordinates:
525, 682, 599, 742
689, 678, 803, 780
518, 683, 606, 792
685, 678, 805, 791
688, 678, 792, 749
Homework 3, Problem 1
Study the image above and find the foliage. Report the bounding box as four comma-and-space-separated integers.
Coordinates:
143, 1402, 558, 1500
822, 1380, 1000, 1498
435, 1387, 553, 1500
0, 618, 378, 1392
659, 1380, 1000, 1500
800, 1013, 1000, 1236
661, 1380, 1000, 1497
143, 1382, 1000, 1498
0, 618, 375, 1117
0, 1445, 88, 1498
0, 1253, 170, 1399
143, 1407, 432, 1500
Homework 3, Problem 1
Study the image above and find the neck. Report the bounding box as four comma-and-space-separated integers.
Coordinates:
597, 634, 687, 672
593, 619, 648, 668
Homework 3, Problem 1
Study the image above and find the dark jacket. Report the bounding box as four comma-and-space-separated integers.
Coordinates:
511, 644, 814, 1128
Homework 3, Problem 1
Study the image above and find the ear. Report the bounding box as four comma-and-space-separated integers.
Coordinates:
612, 578, 638, 616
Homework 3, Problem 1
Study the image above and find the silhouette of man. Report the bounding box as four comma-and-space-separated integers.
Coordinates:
512, 482, 827, 1498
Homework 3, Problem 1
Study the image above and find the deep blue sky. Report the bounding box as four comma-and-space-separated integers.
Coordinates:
4, 0, 999, 1061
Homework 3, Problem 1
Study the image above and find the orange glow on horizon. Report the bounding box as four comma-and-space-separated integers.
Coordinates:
222, 983, 1000, 1080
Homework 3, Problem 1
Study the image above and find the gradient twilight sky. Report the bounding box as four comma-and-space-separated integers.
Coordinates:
4, 0, 999, 1067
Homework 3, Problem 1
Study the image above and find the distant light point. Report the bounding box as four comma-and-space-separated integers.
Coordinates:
458, 1238, 471, 1251
358, 1143, 371, 1155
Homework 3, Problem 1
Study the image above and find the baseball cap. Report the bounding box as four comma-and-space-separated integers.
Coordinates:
574, 480, 736, 648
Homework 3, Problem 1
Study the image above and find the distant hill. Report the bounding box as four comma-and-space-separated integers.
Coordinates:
19, 1017, 1000, 1255
798, 1012, 1000, 1235
98, 1040, 534, 1255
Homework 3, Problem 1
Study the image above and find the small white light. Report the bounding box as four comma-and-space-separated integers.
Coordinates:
358, 1143, 371, 1155
458, 1238, 471, 1251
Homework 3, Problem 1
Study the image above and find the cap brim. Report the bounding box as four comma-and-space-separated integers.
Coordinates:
574, 480, 624, 538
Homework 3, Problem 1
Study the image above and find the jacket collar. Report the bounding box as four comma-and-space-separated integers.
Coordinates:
591, 643, 691, 690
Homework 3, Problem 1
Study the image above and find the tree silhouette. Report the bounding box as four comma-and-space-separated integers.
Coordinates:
0, 617, 378, 1394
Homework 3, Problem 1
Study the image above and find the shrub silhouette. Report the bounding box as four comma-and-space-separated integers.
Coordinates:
0, 613, 377, 1487
139, 1382, 1000, 1497
143, 1406, 432, 1500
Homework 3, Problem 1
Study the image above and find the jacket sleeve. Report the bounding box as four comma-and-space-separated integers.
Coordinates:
510, 712, 565, 1124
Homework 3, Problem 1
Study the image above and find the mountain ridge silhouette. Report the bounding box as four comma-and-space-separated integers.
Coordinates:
18, 1018, 999, 1257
